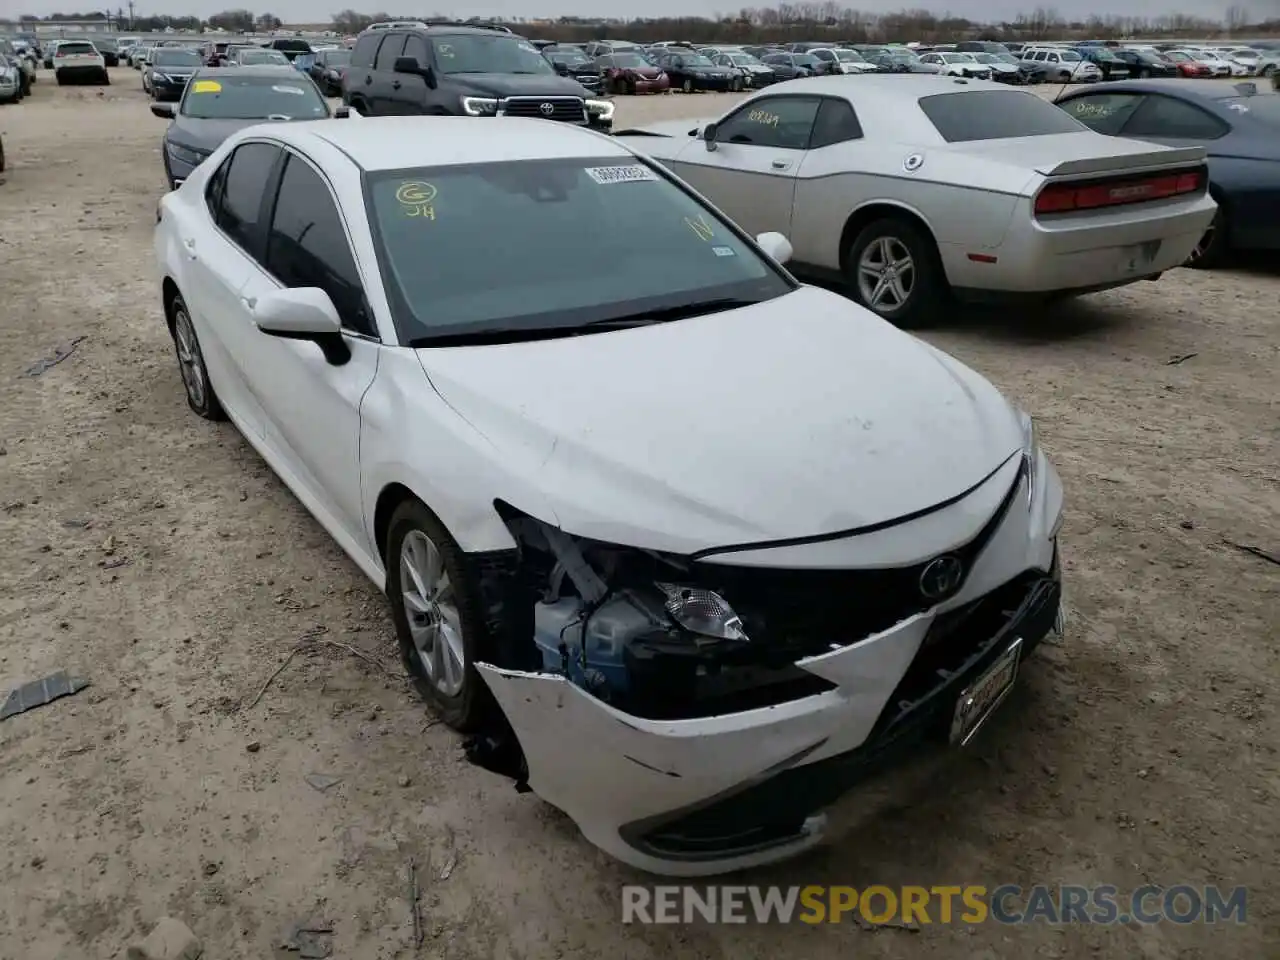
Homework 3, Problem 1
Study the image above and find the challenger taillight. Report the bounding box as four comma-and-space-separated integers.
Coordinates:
1035, 169, 1204, 215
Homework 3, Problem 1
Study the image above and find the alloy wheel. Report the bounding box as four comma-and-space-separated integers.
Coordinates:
857, 236, 916, 311
172, 307, 206, 409
399, 529, 466, 698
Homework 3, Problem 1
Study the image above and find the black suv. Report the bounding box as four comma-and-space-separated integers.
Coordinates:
342, 23, 611, 130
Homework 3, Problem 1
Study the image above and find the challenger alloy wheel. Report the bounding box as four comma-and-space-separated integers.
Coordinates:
846, 217, 946, 329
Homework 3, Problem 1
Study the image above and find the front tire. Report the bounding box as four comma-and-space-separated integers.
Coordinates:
386, 500, 493, 732
844, 217, 946, 329
169, 292, 226, 420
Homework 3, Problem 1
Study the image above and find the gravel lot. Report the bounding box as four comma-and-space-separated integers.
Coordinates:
0, 68, 1276, 960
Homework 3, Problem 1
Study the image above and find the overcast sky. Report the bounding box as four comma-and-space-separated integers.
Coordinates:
8, 0, 1266, 23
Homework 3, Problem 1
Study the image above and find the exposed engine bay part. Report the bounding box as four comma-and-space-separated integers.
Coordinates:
491, 503, 847, 720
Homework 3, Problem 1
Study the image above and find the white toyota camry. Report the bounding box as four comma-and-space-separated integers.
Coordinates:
154, 116, 1065, 876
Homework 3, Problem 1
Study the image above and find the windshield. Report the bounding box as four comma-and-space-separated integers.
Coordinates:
684, 55, 714, 66
610, 52, 648, 68
729, 54, 762, 65
95, 38, 118, 51
153, 50, 201, 67
239, 50, 289, 64
1168, 51, 1191, 61
1091, 49, 1118, 60
549, 51, 587, 66
365, 157, 791, 344
834, 50, 864, 62
431, 34, 553, 75
321, 50, 351, 65
180, 75, 328, 120
793, 54, 819, 66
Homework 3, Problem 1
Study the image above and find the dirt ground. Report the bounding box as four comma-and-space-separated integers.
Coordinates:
0, 67, 1276, 960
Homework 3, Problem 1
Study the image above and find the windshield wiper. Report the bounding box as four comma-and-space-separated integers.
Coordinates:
582, 296, 764, 327
402, 298, 764, 348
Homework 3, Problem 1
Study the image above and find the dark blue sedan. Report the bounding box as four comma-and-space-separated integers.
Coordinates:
1054, 79, 1280, 267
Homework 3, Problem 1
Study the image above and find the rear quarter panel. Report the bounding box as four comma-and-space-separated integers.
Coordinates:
1209, 153, 1280, 247
791, 144, 1029, 270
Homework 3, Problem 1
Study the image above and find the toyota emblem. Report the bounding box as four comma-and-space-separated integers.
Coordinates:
919, 555, 964, 601
539, 102, 555, 116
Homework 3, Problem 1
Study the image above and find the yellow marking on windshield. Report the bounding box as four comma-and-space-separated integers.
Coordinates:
684, 213, 715, 242
396, 180, 437, 220
191, 79, 222, 93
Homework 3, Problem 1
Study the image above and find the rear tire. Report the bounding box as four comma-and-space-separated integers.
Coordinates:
168, 292, 226, 421
843, 217, 947, 329
1186, 205, 1228, 270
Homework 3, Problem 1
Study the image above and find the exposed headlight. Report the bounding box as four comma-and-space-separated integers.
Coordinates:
460, 95, 499, 116
584, 97, 614, 120
1019, 410, 1039, 507
656, 583, 749, 643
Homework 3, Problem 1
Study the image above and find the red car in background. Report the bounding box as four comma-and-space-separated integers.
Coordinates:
595, 51, 669, 94
1163, 50, 1214, 77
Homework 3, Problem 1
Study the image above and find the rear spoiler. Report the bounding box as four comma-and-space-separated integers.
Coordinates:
1036, 145, 1208, 178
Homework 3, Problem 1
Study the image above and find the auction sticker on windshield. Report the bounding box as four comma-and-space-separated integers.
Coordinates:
584, 165, 658, 185
191, 80, 221, 93
272, 85, 305, 95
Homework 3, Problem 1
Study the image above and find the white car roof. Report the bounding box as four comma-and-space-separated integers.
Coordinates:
264, 116, 636, 171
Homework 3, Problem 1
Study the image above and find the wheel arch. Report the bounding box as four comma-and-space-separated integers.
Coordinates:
838, 201, 942, 274
161, 276, 182, 334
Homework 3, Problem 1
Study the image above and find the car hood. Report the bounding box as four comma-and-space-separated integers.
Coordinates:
451, 72, 592, 97
167, 115, 290, 152
414, 285, 1022, 553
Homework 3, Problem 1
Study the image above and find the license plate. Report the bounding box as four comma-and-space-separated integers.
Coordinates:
950, 637, 1022, 746
1121, 239, 1162, 274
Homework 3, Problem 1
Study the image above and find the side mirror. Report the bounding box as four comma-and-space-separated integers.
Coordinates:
252, 288, 351, 365
553, 61, 568, 75
334, 104, 350, 118
393, 55, 422, 76
702, 121, 718, 151
151, 101, 175, 118
755, 231, 793, 265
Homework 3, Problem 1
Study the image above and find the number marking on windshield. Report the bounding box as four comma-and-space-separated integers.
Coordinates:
583, 165, 657, 184
748, 108, 780, 126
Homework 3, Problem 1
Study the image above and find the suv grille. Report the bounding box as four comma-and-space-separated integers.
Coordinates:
501, 96, 586, 123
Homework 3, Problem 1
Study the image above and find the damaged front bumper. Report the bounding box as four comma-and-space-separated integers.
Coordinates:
471, 455, 1064, 876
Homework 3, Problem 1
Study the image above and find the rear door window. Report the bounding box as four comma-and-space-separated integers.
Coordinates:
213, 142, 282, 259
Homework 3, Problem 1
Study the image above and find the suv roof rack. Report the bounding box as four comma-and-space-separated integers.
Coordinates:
365, 20, 430, 31
422, 19, 514, 33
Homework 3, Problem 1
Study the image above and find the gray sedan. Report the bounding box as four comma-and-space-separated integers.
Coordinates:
152, 66, 346, 190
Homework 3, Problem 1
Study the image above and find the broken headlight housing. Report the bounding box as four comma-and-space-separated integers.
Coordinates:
657, 583, 748, 643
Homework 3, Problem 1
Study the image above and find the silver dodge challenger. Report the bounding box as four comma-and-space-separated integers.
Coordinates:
613, 75, 1219, 327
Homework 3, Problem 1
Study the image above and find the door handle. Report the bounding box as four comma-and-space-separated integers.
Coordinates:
364, 73, 372, 84
181, 236, 197, 259
392, 80, 401, 90
240, 296, 257, 310
771, 159, 790, 170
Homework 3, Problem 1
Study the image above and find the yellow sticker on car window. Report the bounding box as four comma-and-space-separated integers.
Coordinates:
396, 180, 437, 220
684, 213, 715, 242
747, 108, 780, 127
191, 79, 221, 93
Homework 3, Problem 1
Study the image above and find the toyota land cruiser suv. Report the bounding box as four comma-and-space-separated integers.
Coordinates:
342, 22, 613, 131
